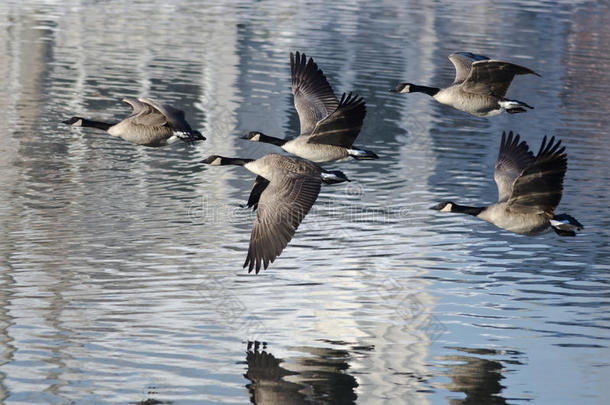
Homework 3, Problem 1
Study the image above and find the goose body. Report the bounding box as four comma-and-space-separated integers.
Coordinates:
433, 131, 583, 236
243, 52, 378, 163
202, 153, 349, 273
63, 97, 205, 147
477, 203, 552, 235
432, 86, 509, 117
280, 135, 358, 162
392, 52, 540, 117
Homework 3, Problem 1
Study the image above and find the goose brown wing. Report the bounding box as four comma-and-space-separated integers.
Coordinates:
122, 97, 152, 116
291, 51, 339, 136
494, 131, 535, 203
448, 52, 490, 84
121, 97, 168, 128
507, 136, 567, 215
138, 97, 194, 132
460, 60, 539, 98
306, 92, 366, 148
244, 173, 321, 273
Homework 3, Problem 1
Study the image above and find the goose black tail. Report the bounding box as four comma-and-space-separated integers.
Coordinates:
500, 98, 534, 114
550, 214, 583, 237
348, 148, 379, 160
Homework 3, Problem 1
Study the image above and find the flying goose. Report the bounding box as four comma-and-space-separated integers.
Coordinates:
242, 51, 378, 162
63, 97, 205, 147
432, 131, 583, 236
202, 153, 350, 273
391, 52, 540, 117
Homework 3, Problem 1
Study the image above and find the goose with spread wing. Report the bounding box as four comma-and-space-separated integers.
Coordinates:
243, 51, 378, 162
63, 97, 205, 147
391, 52, 540, 117
432, 131, 583, 236
202, 153, 349, 273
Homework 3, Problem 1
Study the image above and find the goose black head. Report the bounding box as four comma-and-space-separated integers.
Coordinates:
390, 83, 413, 94
431, 201, 454, 212
241, 131, 265, 141
201, 155, 223, 165
62, 117, 84, 126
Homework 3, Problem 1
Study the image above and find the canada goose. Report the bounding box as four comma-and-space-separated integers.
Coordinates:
242, 51, 378, 162
201, 153, 349, 273
62, 97, 205, 147
391, 52, 540, 117
432, 131, 583, 236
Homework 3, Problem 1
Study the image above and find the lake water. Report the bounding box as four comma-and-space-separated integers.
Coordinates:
0, 0, 609, 404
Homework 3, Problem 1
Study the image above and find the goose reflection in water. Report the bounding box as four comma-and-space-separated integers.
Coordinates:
438, 347, 523, 405
243, 341, 367, 405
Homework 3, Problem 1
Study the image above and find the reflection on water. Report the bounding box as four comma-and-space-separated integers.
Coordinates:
244, 341, 363, 405
436, 347, 523, 405
245, 343, 304, 405
0, 0, 609, 404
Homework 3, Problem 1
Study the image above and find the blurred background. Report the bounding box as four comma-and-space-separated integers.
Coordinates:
0, 0, 608, 403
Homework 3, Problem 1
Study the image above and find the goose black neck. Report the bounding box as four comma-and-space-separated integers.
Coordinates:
75, 118, 114, 131
452, 203, 484, 216
220, 157, 254, 166
259, 134, 287, 147
411, 84, 440, 97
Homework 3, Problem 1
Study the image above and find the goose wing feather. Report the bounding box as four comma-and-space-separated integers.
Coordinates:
507, 136, 567, 215
244, 172, 321, 273
246, 176, 270, 210
291, 51, 339, 136
306, 92, 366, 148
448, 52, 490, 84
120, 97, 168, 128
122, 97, 153, 116
138, 97, 194, 132
494, 131, 536, 203
460, 60, 539, 98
